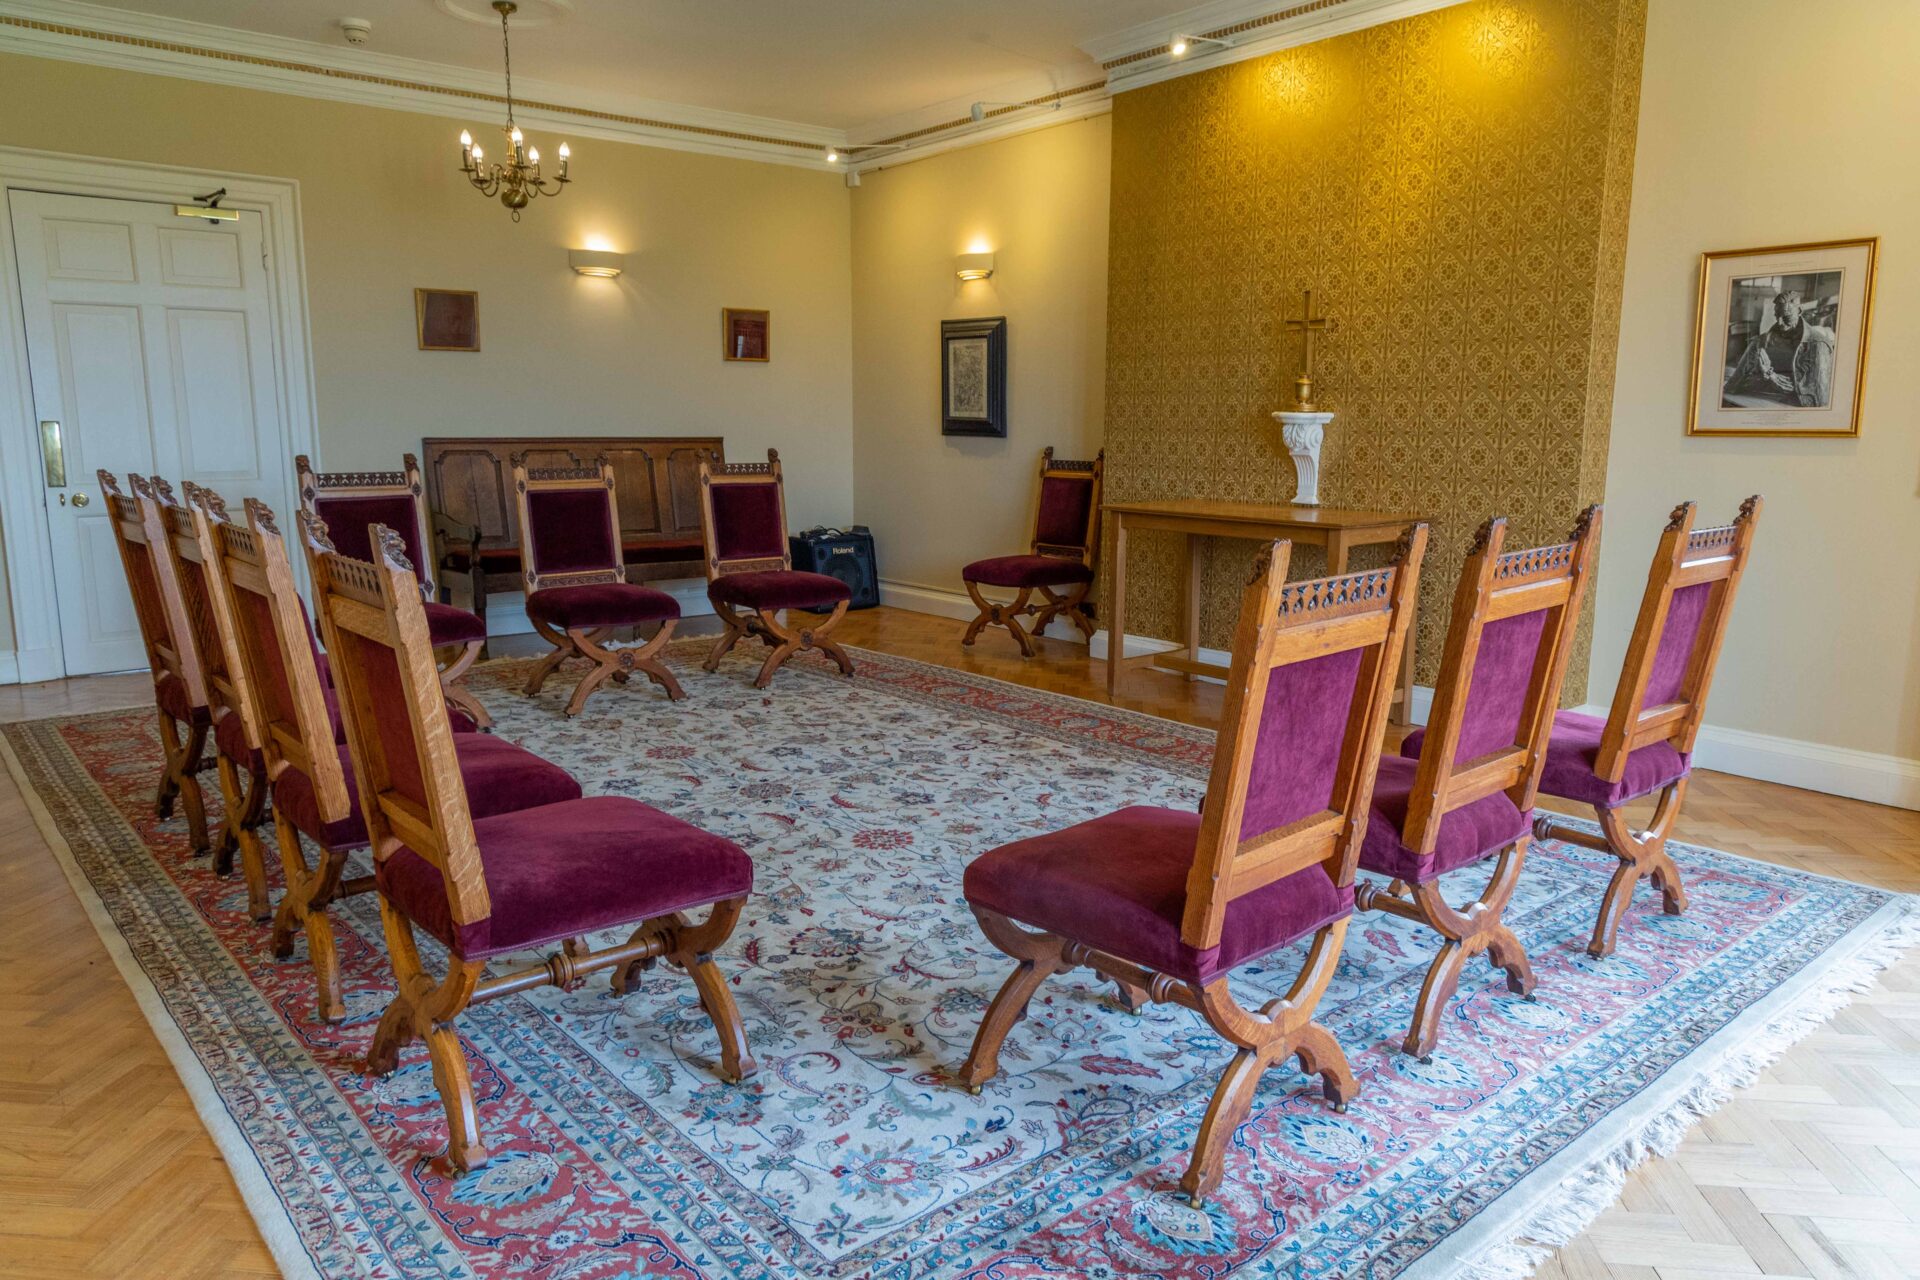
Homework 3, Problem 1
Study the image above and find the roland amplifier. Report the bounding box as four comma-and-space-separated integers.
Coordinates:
789, 525, 879, 610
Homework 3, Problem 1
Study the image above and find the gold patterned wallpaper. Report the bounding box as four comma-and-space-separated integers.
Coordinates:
1102, 0, 1646, 690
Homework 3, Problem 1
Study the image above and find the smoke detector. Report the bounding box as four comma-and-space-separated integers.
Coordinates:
339, 17, 372, 45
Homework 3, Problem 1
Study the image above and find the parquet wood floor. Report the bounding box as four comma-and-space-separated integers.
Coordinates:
0, 606, 1913, 1278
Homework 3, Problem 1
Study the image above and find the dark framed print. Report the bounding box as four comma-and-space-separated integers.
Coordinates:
415, 288, 480, 352
723, 307, 770, 362
1689, 237, 1877, 437
941, 316, 1006, 437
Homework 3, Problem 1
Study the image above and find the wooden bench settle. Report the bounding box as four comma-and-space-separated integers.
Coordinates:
421, 436, 722, 628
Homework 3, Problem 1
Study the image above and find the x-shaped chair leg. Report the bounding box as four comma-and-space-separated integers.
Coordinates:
156, 710, 212, 853
962, 581, 1036, 657
525, 616, 684, 716
708, 599, 854, 688
437, 639, 492, 730
212, 750, 272, 921
1356, 840, 1536, 1060
1029, 583, 1095, 642
1535, 776, 1691, 959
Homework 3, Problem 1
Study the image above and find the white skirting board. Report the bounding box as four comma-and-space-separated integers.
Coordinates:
877, 580, 1920, 812
0, 650, 16, 685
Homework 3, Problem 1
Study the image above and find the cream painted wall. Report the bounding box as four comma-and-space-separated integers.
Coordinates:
1592, 0, 1920, 775
850, 117, 1111, 601
0, 52, 854, 660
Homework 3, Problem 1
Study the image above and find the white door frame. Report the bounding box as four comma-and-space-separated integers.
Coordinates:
0, 145, 318, 684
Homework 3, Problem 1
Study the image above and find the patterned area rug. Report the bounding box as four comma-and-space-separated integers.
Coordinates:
4, 644, 1914, 1280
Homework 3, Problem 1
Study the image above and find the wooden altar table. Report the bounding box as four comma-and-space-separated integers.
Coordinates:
1102, 498, 1425, 724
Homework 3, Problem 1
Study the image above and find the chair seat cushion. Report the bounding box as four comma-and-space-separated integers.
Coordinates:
526, 583, 682, 631
424, 602, 487, 647
963, 555, 1094, 589
1357, 755, 1532, 884
708, 570, 852, 612
377, 795, 754, 960
1537, 710, 1690, 808
155, 672, 210, 726
1401, 712, 1690, 811
273, 734, 580, 851
963, 805, 1352, 986
213, 707, 258, 766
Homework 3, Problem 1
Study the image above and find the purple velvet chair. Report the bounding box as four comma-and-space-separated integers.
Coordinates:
1364, 509, 1601, 1060
207, 498, 579, 1022
960, 447, 1104, 657
320, 522, 757, 1175
512, 454, 686, 715
1531, 498, 1762, 957
959, 526, 1428, 1208
697, 449, 855, 688
297, 453, 491, 729
100, 471, 214, 854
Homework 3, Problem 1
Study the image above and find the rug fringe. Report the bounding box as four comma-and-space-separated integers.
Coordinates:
1455, 905, 1920, 1279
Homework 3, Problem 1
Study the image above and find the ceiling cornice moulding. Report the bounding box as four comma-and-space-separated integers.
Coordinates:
0, 0, 1468, 177
0, 0, 844, 169
1084, 0, 1468, 91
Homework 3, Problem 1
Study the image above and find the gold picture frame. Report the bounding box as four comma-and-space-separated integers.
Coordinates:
722, 307, 770, 362
1687, 237, 1876, 437
415, 288, 481, 352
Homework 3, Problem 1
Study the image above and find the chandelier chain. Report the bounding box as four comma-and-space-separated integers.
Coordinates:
499, 3, 516, 128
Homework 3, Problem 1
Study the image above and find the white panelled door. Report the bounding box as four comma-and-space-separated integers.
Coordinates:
9, 190, 290, 675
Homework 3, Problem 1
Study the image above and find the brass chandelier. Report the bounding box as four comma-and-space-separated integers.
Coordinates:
457, 1, 570, 220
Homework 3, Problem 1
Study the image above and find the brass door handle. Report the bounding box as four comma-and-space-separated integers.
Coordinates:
68, 491, 90, 508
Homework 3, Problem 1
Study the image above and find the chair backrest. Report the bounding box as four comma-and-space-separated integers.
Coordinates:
697, 448, 791, 578
509, 453, 625, 592
310, 521, 491, 929
296, 453, 436, 597
99, 470, 207, 713
1595, 497, 1761, 778
1404, 508, 1603, 855
158, 481, 261, 755
1030, 447, 1104, 566
1182, 525, 1429, 949
205, 495, 351, 824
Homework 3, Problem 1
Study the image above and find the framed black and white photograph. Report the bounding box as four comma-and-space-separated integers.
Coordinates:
1689, 238, 1877, 437
941, 316, 1007, 437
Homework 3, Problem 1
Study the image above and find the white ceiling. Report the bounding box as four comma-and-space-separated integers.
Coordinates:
81, 0, 1203, 135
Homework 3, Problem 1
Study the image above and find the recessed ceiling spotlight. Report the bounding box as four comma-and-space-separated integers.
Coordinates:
826, 147, 840, 163
1170, 33, 1233, 58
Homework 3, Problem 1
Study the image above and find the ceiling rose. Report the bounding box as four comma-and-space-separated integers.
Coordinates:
434, 0, 572, 29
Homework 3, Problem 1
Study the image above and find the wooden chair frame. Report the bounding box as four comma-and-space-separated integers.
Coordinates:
962, 447, 1106, 657
511, 454, 684, 715
297, 453, 491, 730
319, 523, 754, 1174
1535, 497, 1762, 957
959, 526, 1427, 1207
1354, 509, 1601, 1060
697, 449, 854, 687
100, 470, 214, 854
208, 498, 365, 1021
155, 481, 273, 919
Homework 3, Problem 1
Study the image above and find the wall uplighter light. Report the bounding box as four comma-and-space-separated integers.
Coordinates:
955, 252, 995, 282
568, 248, 625, 278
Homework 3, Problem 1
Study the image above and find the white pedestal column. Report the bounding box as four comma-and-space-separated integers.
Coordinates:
1272, 410, 1335, 506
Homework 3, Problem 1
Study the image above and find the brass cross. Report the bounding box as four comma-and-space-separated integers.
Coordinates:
1282, 285, 1335, 410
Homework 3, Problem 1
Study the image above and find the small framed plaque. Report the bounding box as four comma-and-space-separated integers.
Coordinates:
941, 316, 1007, 437
415, 288, 480, 352
723, 307, 770, 362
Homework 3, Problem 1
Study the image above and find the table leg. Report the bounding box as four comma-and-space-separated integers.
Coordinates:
1326, 530, 1352, 576
1105, 515, 1128, 697
1183, 534, 1203, 674
1392, 598, 1418, 728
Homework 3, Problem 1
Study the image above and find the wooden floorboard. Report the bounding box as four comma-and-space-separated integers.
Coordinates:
0, 605, 1914, 1278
